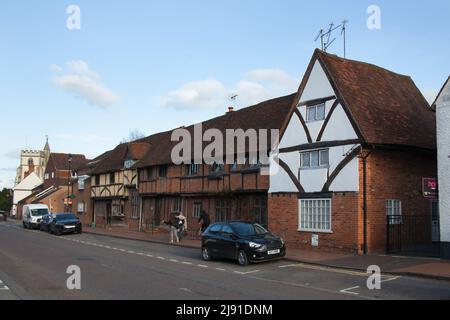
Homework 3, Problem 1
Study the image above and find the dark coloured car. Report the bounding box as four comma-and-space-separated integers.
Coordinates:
40, 213, 56, 232
49, 213, 82, 236
201, 221, 286, 266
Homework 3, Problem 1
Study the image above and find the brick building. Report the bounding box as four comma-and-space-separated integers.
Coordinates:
268, 50, 437, 254
134, 95, 294, 234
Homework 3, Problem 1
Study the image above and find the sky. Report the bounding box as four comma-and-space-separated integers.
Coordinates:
1, 0, 449, 189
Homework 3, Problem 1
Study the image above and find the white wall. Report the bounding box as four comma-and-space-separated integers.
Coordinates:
437, 84, 450, 243
270, 58, 360, 194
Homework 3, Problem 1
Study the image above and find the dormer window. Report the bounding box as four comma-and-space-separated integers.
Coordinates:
306, 103, 326, 122
124, 159, 135, 169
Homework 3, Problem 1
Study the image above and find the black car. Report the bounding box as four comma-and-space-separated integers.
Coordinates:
40, 213, 56, 232
49, 213, 82, 236
201, 221, 286, 266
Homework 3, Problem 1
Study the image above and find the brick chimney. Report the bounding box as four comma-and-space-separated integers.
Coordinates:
227, 107, 235, 113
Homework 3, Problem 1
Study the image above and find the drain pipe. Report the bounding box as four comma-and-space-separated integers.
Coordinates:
361, 148, 373, 255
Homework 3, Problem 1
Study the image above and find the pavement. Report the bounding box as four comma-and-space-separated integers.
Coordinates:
79, 223, 450, 281
1, 220, 450, 300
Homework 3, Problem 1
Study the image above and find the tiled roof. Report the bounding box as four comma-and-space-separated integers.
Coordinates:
50, 153, 88, 171
315, 50, 436, 150
135, 94, 297, 168
90, 140, 151, 174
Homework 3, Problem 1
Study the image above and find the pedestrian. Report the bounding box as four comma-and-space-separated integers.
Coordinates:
164, 213, 180, 244
177, 212, 187, 242
198, 210, 211, 233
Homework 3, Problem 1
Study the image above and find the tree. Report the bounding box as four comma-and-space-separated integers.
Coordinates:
0, 188, 12, 212
121, 129, 146, 143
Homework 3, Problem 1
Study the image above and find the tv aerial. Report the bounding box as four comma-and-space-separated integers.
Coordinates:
315, 20, 349, 57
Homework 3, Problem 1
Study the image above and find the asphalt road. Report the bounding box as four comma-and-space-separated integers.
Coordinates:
1, 220, 450, 300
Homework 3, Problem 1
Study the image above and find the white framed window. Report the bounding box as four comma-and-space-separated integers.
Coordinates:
300, 149, 330, 169
77, 201, 85, 213
193, 203, 202, 218
386, 200, 402, 224
299, 199, 332, 232
78, 177, 86, 190
306, 103, 326, 122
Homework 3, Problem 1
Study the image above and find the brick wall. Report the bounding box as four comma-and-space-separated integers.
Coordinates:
71, 179, 93, 227
362, 148, 437, 253
268, 193, 361, 254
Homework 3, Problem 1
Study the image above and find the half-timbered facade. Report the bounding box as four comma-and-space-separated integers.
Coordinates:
135, 95, 295, 233
269, 50, 437, 254
90, 142, 150, 229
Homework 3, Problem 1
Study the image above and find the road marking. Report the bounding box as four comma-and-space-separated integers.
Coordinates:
146, 254, 154, 258
157, 256, 166, 260
216, 268, 226, 271
381, 276, 401, 283
182, 262, 193, 265
234, 270, 261, 275
279, 264, 298, 269
340, 286, 360, 295
170, 259, 179, 263
197, 264, 208, 268
0, 280, 9, 291
286, 263, 372, 277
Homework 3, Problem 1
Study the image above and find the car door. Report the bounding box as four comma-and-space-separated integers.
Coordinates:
219, 224, 238, 259
206, 224, 223, 257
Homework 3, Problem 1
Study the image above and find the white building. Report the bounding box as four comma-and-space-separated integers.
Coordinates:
11, 172, 43, 217
433, 76, 450, 259
14, 139, 50, 185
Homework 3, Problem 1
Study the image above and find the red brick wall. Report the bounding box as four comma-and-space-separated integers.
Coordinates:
71, 180, 93, 226
362, 148, 437, 253
268, 193, 361, 254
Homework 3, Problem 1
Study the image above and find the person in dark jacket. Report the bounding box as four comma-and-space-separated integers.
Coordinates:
164, 214, 180, 243
198, 210, 211, 232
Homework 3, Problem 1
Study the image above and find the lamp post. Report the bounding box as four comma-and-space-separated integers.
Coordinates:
67, 153, 73, 213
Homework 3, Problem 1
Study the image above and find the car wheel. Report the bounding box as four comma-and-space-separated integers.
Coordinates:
202, 247, 212, 261
238, 250, 249, 266
55, 229, 62, 236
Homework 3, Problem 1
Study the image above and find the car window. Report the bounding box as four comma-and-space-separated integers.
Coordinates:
231, 223, 269, 236
209, 224, 222, 233
55, 214, 77, 221
222, 225, 234, 235
31, 209, 49, 217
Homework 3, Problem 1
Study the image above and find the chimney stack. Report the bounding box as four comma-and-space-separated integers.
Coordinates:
227, 107, 235, 113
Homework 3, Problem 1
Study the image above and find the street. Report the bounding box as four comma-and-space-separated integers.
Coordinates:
1, 220, 450, 300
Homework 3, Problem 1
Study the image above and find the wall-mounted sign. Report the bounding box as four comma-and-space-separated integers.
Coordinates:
311, 234, 319, 247
423, 178, 438, 198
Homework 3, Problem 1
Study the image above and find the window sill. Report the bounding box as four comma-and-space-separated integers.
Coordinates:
298, 229, 333, 234
300, 166, 330, 171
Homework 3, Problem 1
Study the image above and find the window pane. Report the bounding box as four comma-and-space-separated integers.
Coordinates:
307, 106, 316, 121
301, 153, 310, 168
320, 149, 329, 167
311, 151, 319, 167
316, 104, 326, 120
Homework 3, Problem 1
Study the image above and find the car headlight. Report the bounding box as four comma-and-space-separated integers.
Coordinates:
249, 242, 263, 249
281, 238, 285, 246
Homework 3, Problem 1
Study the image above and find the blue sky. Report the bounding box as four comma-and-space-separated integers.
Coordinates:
1, 0, 449, 188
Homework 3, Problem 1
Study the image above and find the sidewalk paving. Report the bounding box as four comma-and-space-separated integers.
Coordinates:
83, 225, 450, 281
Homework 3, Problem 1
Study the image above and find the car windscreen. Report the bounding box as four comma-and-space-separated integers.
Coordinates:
231, 223, 268, 236
55, 214, 77, 221
30, 209, 49, 217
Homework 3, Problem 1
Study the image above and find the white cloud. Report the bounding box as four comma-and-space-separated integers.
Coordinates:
50, 64, 63, 73
159, 69, 298, 110
159, 79, 228, 110
52, 60, 120, 109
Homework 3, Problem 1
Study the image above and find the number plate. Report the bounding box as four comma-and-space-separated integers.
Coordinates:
267, 249, 281, 255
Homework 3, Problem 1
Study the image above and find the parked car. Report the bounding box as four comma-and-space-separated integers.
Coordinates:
22, 204, 50, 229
48, 213, 82, 236
201, 221, 286, 266
39, 213, 56, 232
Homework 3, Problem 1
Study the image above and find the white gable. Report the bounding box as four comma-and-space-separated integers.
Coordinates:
299, 60, 335, 103
320, 104, 358, 141
13, 172, 42, 191
279, 113, 309, 149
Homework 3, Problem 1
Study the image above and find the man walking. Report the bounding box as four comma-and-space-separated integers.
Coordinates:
198, 210, 211, 233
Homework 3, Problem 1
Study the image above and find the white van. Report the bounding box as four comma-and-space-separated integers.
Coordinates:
23, 204, 50, 229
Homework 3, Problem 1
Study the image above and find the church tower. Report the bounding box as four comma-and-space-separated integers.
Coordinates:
14, 137, 51, 186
